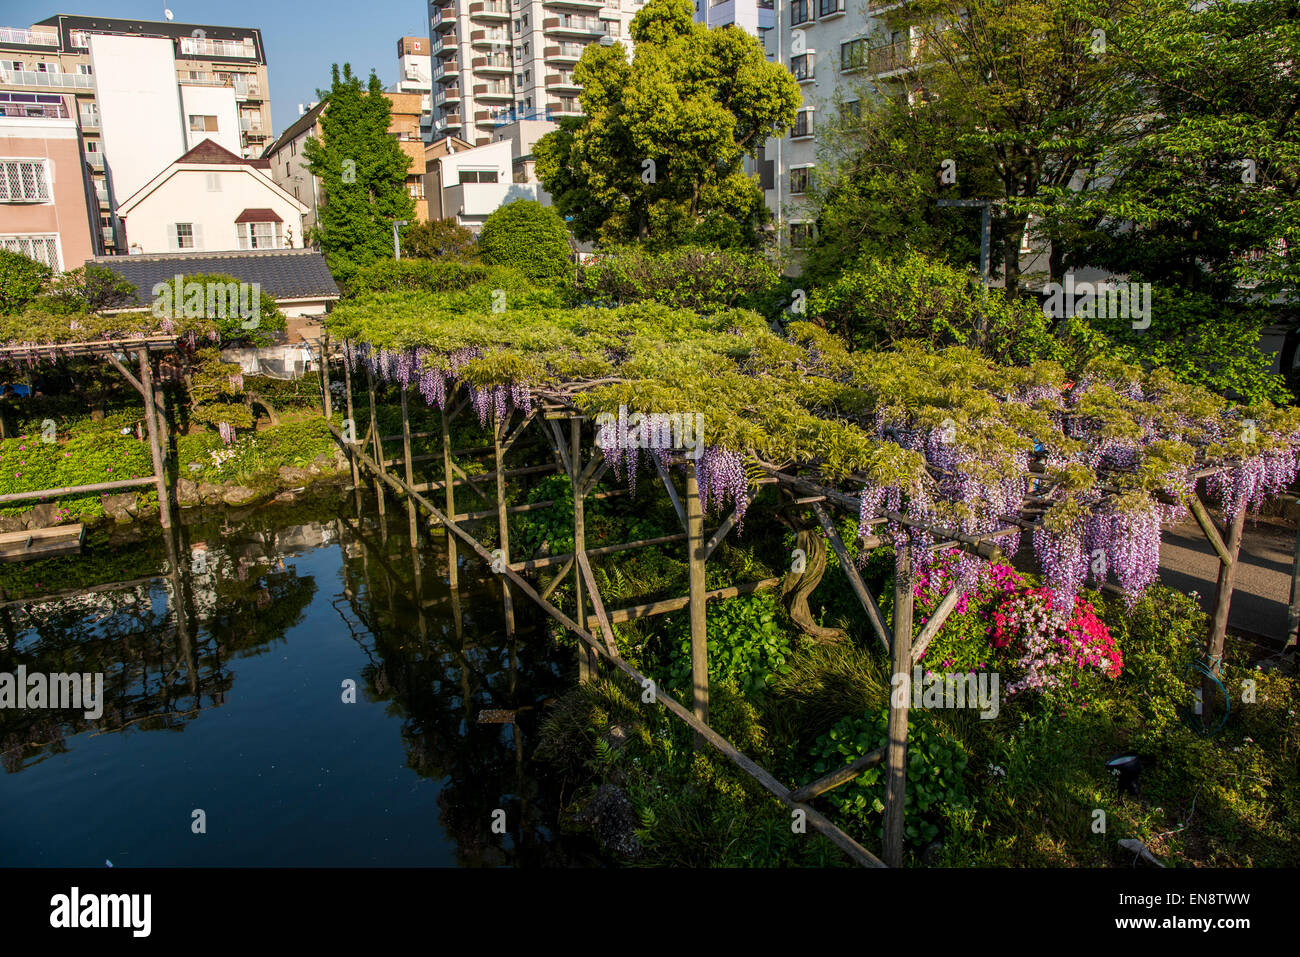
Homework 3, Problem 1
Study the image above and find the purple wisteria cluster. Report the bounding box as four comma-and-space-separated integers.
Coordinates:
1206, 442, 1300, 519
697, 446, 750, 527
345, 341, 530, 423
217, 421, 234, 446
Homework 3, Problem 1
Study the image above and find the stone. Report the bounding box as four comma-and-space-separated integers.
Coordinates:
277, 465, 313, 485
24, 502, 61, 529
274, 490, 297, 503
581, 783, 643, 860
100, 492, 137, 523
0, 515, 24, 533
196, 482, 224, 504
177, 477, 200, 506
221, 485, 259, 506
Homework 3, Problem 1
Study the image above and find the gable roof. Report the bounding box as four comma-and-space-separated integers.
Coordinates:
115, 138, 308, 216
263, 99, 329, 159
235, 207, 283, 223
89, 249, 341, 305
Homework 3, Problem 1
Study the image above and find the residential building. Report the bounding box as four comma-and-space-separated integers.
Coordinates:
426, 0, 647, 147
423, 122, 553, 229
115, 139, 308, 255
0, 14, 272, 255
692, 0, 775, 35
262, 90, 433, 237
0, 93, 98, 270
392, 37, 435, 142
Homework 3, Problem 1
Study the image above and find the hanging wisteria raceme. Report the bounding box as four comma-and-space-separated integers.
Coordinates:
1032, 519, 1090, 610
218, 421, 234, 446
1206, 442, 1300, 518
696, 446, 750, 527
1084, 505, 1164, 608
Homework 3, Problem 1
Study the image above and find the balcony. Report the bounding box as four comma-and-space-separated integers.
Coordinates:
436, 85, 462, 104
545, 73, 580, 93
543, 44, 585, 64
470, 30, 510, 48
433, 59, 460, 80
543, 0, 605, 9
179, 36, 257, 59
102, 226, 115, 245
95, 185, 108, 206
542, 16, 604, 38
474, 82, 514, 100
472, 55, 513, 74
474, 109, 511, 126
468, 1, 511, 20
432, 33, 459, 57
546, 101, 582, 117
441, 112, 463, 126
867, 0, 908, 10
0, 102, 69, 119
431, 8, 457, 32
0, 67, 93, 90
0, 26, 59, 46
842, 39, 919, 76
85, 152, 104, 169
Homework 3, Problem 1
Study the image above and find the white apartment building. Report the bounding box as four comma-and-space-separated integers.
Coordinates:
0, 14, 273, 255
426, 0, 647, 147
393, 37, 435, 142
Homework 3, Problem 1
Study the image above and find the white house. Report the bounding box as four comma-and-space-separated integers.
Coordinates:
115, 138, 308, 254
424, 136, 551, 231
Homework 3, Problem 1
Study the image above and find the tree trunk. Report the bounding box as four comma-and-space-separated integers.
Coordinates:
780, 527, 846, 642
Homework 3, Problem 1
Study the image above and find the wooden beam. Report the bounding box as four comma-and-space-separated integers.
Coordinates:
911, 584, 963, 665
655, 456, 687, 532
494, 410, 515, 639
883, 541, 913, 868
138, 348, 171, 530
342, 345, 360, 489
509, 532, 688, 572
1204, 497, 1247, 723
440, 404, 458, 587
606, 578, 782, 624
500, 409, 537, 458
701, 494, 750, 561
0, 475, 156, 505
1187, 490, 1233, 565
790, 747, 886, 803
576, 549, 619, 656
685, 459, 709, 745
811, 502, 891, 654
539, 557, 574, 602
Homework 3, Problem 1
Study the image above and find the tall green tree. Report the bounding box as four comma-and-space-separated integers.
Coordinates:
303, 64, 416, 279
535, 0, 800, 248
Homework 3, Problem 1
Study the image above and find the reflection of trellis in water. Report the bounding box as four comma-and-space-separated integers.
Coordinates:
318, 322, 1300, 870
0, 338, 180, 529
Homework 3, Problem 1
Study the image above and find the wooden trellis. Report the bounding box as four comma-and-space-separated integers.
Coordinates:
325, 342, 1254, 869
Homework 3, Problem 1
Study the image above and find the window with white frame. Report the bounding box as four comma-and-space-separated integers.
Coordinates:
791, 53, 813, 80
175, 223, 195, 249
792, 109, 813, 138
0, 159, 51, 203
790, 166, 812, 194
239, 221, 281, 249
206, 172, 222, 192
0, 235, 59, 270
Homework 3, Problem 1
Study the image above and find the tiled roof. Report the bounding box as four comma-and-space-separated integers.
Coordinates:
89, 249, 340, 305
234, 207, 282, 223
175, 138, 250, 166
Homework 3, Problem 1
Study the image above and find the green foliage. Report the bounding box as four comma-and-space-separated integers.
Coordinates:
656, 592, 796, 697
188, 348, 252, 432
36, 265, 137, 315
477, 200, 572, 281
344, 259, 496, 297
811, 709, 970, 850
574, 245, 779, 311
0, 250, 53, 315
809, 251, 1064, 364
534, 0, 800, 248
303, 64, 416, 281
158, 273, 285, 345
400, 218, 477, 261
1102, 586, 1203, 733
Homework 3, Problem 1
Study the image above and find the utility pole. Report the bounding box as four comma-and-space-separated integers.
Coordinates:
936, 198, 996, 285
392, 220, 409, 260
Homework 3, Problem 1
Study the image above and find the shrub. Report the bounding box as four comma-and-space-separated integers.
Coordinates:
0, 249, 52, 315
478, 200, 572, 281
808, 251, 1062, 364
575, 245, 780, 311
37, 265, 137, 314
657, 591, 796, 698
400, 218, 477, 261
344, 259, 491, 297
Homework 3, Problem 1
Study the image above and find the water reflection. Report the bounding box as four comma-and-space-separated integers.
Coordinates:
0, 489, 600, 866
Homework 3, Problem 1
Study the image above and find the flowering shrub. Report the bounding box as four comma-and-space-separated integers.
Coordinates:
912, 552, 1025, 674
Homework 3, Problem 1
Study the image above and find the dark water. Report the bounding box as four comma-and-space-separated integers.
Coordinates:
0, 488, 601, 866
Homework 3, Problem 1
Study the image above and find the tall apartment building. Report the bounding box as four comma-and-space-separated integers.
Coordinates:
0, 14, 272, 257
392, 37, 435, 143
426, 0, 646, 147
692, 0, 774, 34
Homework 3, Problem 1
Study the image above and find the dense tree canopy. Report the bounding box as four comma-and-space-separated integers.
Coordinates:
535, 0, 801, 248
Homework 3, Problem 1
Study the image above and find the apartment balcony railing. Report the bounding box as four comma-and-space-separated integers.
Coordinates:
431, 9, 456, 31
441, 113, 463, 126
543, 0, 605, 9
866, 0, 908, 11
0, 103, 69, 119
542, 16, 605, 37
79, 112, 98, 127
843, 39, 917, 76
436, 85, 462, 104
179, 36, 257, 59
0, 67, 93, 90
546, 101, 581, 116
470, 29, 510, 48
543, 43, 586, 63
101, 226, 115, 245
433, 60, 460, 79
473, 82, 514, 100
468, 1, 511, 19
95, 186, 109, 205
433, 33, 459, 57
0, 27, 59, 46
472, 54, 513, 73
85, 152, 104, 169
474, 109, 512, 125
545, 73, 580, 91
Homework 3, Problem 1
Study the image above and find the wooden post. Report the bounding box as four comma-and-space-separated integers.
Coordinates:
685, 458, 708, 743
401, 386, 420, 557
1286, 511, 1300, 654
320, 335, 333, 420
366, 364, 385, 522
883, 539, 913, 868
342, 346, 360, 491
441, 404, 458, 590
571, 417, 595, 681
138, 348, 171, 530
1204, 498, 1247, 723
495, 410, 515, 639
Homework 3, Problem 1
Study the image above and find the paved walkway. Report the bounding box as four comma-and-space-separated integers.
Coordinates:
1158, 512, 1297, 645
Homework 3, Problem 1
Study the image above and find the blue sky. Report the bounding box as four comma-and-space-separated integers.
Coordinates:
6, 0, 429, 139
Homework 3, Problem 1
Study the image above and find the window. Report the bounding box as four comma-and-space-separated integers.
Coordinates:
791, 54, 812, 80
175, 224, 195, 249
818, 0, 844, 15
206, 172, 222, 192
790, 167, 812, 193
35, 62, 59, 74
0, 160, 51, 203
843, 99, 861, 119
239, 221, 280, 249
841, 38, 867, 71
789, 222, 814, 247
459, 168, 499, 184
77, 64, 93, 75
523, 42, 530, 56
517, 73, 525, 86
188, 114, 218, 132
515, 18, 521, 30
0, 235, 59, 270
409, 181, 425, 199
791, 0, 812, 25
792, 110, 812, 138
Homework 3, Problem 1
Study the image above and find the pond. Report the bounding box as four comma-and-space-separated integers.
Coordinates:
0, 486, 603, 867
